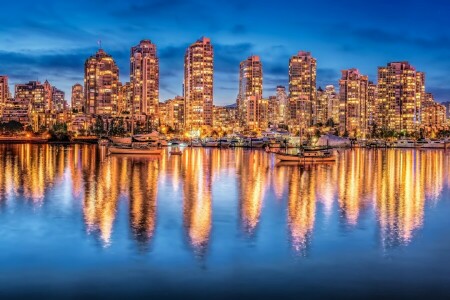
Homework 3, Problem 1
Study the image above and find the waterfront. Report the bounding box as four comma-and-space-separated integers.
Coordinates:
0, 144, 450, 298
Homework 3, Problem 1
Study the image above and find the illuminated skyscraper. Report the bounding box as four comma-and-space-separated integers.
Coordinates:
51, 87, 67, 124
316, 87, 328, 125
237, 55, 263, 129
367, 82, 377, 134
339, 69, 369, 137
288, 51, 316, 130
376, 62, 422, 133
276, 86, 289, 126
130, 40, 159, 122
84, 49, 119, 116
184, 37, 214, 131
325, 85, 339, 125
71, 84, 84, 113
0, 76, 9, 116
15, 81, 45, 130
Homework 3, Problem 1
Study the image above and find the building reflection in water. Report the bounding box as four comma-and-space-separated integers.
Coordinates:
82, 148, 121, 247
0, 145, 447, 251
0, 144, 68, 203
286, 166, 316, 255
128, 158, 159, 250
238, 150, 269, 237
182, 149, 212, 255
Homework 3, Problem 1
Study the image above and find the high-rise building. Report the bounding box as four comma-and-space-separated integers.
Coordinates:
324, 85, 339, 125
441, 101, 450, 119
71, 84, 84, 113
339, 69, 369, 137
0, 76, 10, 116
15, 81, 46, 130
43, 80, 53, 116
366, 82, 377, 133
51, 87, 67, 124
376, 62, 422, 133
237, 55, 263, 129
184, 37, 214, 131
421, 93, 447, 134
316, 87, 328, 125
276, 86, 289, 126
288, 51, 316, 130
130, 40, 159, 121
118, 82, 132, 115
160, 96, 185, 132
84, 49, 119, 116
213, 105, 238, 133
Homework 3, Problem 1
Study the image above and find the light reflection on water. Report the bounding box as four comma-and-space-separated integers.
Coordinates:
0, 144, 449, 297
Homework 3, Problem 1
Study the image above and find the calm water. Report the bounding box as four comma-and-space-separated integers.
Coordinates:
0, 144, 450, 299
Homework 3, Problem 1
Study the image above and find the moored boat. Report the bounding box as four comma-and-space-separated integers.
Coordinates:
244, 138, 265, 148
109, 136, 132, 145
108, 143, 162, 155
203, 138, 219, 147
218, 138, 231, 148
275, 148, 336, 163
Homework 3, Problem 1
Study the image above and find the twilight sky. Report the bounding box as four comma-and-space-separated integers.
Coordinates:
0, 0, 449, 105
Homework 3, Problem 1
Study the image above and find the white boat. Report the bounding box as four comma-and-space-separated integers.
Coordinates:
218, 138, 231, 148
420, 140, 447, 149
133, 132, 158, 142
109, 143, 162, 155
203, 138, 219, 147
275, 149, 336, 163
189, 139, 203, 147
244, 138, 265, 148
391, 139, 416, 148
110, 136, 132, 144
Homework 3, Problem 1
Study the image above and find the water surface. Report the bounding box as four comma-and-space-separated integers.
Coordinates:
0, 144, 449, 298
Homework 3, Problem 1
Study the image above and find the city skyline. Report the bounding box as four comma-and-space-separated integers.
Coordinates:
0, 0, 450, 105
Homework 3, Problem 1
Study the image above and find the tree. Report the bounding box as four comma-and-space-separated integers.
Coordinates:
2, 121, 24, 133
325, 118, 335, 128
92, 117, 105, 135
50, 122, 69, 141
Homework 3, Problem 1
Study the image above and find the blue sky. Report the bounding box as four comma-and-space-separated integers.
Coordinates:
0, 0, 449, 105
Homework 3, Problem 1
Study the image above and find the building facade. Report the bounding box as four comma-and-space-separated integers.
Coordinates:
130, 40, 159, 122
0, 76, 9, 118
237, 55, 263, 130
339, 69, 369, 138
15, 81, 46, 130
288, 51, 317, 131
376, 62, 422, 133
184, 37, 214, 131
71, 84, 84, 113
84, 49, 119, 116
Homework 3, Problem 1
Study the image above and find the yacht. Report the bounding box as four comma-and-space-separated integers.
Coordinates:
244, 138, 265, 148
203, 138, 219, 147
109, 136, 132, 145
109, 143, 162, 155
275, 148, 336, 163
189, 139, 203, 147
218, 138, 231, 148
